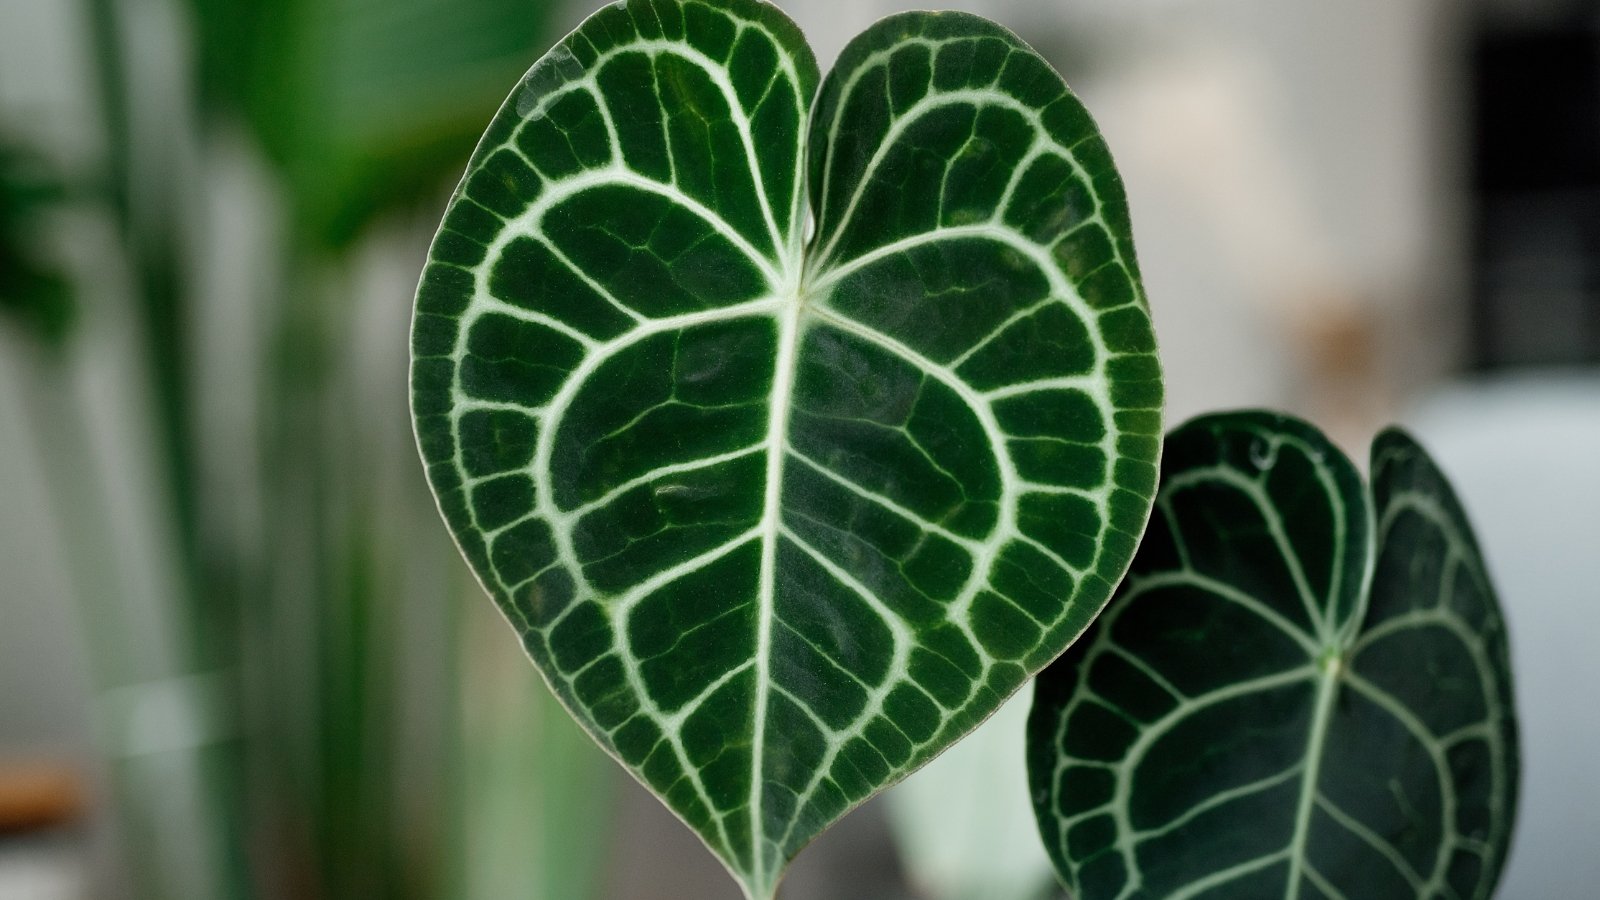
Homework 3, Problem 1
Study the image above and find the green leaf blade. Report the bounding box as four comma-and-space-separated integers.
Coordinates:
1028, 413, 1518, 900
414, 3, 1162, 896
802, 4, 1161, 667
1356, 429, 1520, 899
415, 2, 817, 892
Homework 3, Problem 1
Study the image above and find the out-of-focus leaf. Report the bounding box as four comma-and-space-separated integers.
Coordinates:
1028, 412, 1519, 900
0, 141, 75, 347
410, 2, 1162, 896
186, 0, 555, 246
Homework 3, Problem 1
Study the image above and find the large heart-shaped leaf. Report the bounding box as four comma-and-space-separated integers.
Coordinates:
1027, 412, 1519, 900
410, 1, 1161, 895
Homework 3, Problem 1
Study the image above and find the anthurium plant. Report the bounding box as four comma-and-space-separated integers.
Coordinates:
1027, 413, 1518, 900
408, 1, 1516, 897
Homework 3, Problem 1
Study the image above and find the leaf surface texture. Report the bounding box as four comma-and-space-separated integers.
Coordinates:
411, 2, 1161, 894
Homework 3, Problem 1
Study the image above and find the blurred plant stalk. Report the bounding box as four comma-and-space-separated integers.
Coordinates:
6, 0, 621, 896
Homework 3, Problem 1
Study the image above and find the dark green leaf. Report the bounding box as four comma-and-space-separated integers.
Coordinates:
1028, 412, 1518, 900
411, 2, 1162, 895
0, 140, 75, 348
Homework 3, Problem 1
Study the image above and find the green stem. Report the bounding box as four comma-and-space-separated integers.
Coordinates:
81, 0, 202, 596
78, 1, 249, 897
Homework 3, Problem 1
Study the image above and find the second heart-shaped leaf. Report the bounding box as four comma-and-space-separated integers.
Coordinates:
1028, 413, 1519, 900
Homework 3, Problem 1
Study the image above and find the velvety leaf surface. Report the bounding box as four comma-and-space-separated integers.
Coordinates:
410, 2, 1161, 896
1028, 412, 1518, 900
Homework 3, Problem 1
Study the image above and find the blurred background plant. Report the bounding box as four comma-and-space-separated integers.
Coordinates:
2, 0, 620, 898
2, 0, 1596, 898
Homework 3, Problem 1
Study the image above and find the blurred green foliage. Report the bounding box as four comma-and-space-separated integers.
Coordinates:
187, 0, 552, 247
0, 141, 74, 348
6, 0, 628, 898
